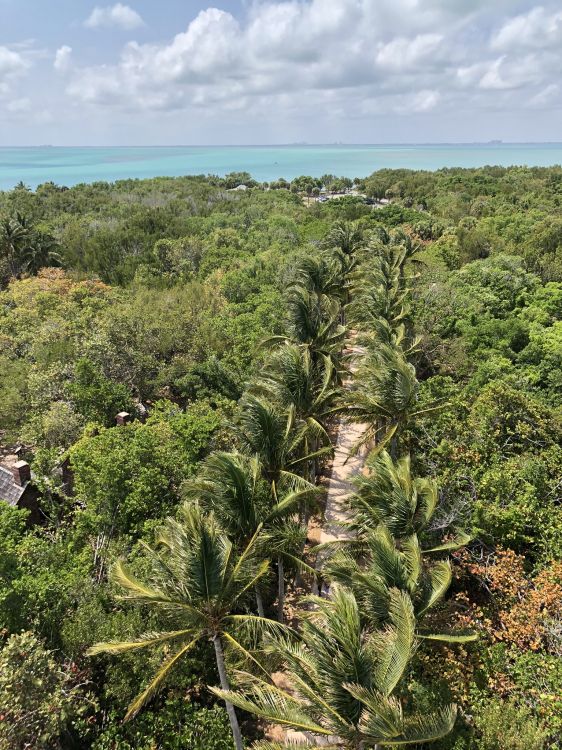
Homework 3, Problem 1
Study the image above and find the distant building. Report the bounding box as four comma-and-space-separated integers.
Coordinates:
0, 455, 41, 523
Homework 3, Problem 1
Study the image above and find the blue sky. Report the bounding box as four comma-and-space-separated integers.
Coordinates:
1, 0, 561, 145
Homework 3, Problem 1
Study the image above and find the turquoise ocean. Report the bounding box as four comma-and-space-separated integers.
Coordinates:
1, 143, 562, 191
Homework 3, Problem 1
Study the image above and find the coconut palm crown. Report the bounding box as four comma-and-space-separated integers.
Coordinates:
214, 584, 457, 748
88, 503, 280, 750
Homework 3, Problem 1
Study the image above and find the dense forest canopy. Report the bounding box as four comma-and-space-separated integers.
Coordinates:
0, 166, 560, 750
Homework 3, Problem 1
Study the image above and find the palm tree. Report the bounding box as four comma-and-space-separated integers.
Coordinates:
236, 395, 330, 612
349, 233, 422, 348
88, 503, 278, 750
323, 221, 365, 319
324, 220, 364, 258
345, 344, 446, 456
237, 395, 331, 492
348, 267, 409, 335
264, 285, 346, 371
322, 451, 475, 642
252, 344, 342, 460
214, 584, 457, 748
0, 213, 31, 277
293, 253, 345, 302
262, 519, 309, 623
183, 451, 320, 620
354, 320, 421, 367
20, 232, 62, 274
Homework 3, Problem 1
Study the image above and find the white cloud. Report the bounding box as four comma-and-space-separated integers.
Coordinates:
492, 6, 562, 51
529, 82, 560, 108
6, 97, 31, 113
0, 45, 31, 105
410, 89, 441, 112
478, 55, 543, 91
376, 34, 444, 70
68, 3, 454, 113
85, 3, 144, 31
0, 46, 28, 79
54, 0, 562, 132
54, 45, 72, 73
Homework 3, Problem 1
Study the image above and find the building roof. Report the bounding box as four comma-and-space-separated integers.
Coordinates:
0, 464, 27, 506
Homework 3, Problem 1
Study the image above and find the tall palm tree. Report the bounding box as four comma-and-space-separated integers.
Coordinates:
236, 395, 330, 612
349, 232, 423, 347
323, 221, 365, 320
348, 267, 408, 335
345, 344, 446, 455
322, 451, 475, 642
183, 451, 320, 620
293, 253, 344, 302
252, 344, 342, 455
358, 319, 421, 359
237, 395, 332, 491
88, 503, 278, 750
214, 584, 457, 748
264, 285, 346, 371
324, 220, 364, 258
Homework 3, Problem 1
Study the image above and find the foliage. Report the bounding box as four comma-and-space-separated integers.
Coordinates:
92, 699, 234, 750
1, 167, 561, 748
0, 631, 92, 750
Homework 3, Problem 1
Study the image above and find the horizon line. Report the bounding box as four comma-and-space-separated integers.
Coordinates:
2, 141, 562, 149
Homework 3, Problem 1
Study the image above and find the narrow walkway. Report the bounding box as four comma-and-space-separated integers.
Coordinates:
273, 343, 368, 748
314, 343, 368, 570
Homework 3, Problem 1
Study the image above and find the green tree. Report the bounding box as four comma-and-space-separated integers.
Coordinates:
214, 585, 457, 748
184, 451, 319, 620
237, 395, 330, 490
20, 231, 62, 275
324, 451, 474, 642
69, 408, 219, 542
88, 504, 276, 750
0, 213, 31, 277
253, 344, 341, 453
265, 285, 345, 370
68, 357, 133, 425
346, 344, 445, 455
0, 631, 90, 750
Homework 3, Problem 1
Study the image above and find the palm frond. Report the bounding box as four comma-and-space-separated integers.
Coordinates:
380, 705, 457, 745
124, 637, 200, 721
417, 629, 478, 643
373, 589, 415, 696
87, 629, 194, 656
417, 560, 452, 616
423, 530, 472, 554
211, 683, 330, 736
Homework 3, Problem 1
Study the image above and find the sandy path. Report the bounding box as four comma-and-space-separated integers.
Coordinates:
313, 344, 367, 569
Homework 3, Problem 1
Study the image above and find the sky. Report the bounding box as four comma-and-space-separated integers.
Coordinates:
1, 0, 561, 145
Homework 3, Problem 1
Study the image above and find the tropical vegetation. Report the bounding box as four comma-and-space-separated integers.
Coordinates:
0, 166, 560, 749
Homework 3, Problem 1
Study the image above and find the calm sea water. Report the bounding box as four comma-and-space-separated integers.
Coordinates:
1, 144, 562, 191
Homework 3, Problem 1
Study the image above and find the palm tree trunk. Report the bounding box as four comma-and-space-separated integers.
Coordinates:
390, 434, 398, 460
255, 586, 265, 618
277, 556, 285, 623
213, 634, 244, 750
